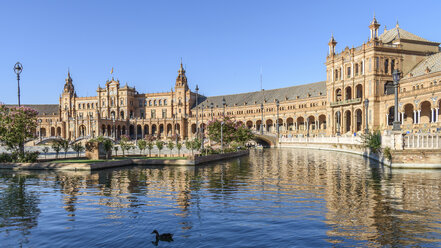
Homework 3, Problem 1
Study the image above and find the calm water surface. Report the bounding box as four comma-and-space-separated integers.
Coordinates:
1, 149, 441, 247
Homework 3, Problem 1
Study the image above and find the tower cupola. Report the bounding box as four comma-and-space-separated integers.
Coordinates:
175, 61, 188, 90
328, 34, 337, 56
369, 15, 380, 40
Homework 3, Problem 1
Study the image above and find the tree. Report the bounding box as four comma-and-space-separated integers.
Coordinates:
147, 141, 154, 157
103, 139, 113, 160
206, 117, 254, 148
119, 135, 131, 157
113, 146, 119, 157
137, 140, 147, 155
42, 147, 49, 159
60, 139, 70, 158
185, 140, 193, 155
167, 141, 174, 156
0, 105, 38, 156
176, 142, 182, 156
191, 138, 201, 154
71, 143, 85, 158
156, 140, 164, 157
51, 141, 62, 159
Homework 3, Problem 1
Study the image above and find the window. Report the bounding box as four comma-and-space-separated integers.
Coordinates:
384, 59, 389, 74
384, 81, 394, 95
162, 109, 167, 118
355, 64, 359, 75
347, 67, 351, 77
164, 99, 167, 105
151, 110, 156, 118
159, 100, 162, 106
140, 111, 144, 119
391, 59, 395, 72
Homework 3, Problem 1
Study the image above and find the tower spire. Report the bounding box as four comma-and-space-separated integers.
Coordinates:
369, 15, 380, 40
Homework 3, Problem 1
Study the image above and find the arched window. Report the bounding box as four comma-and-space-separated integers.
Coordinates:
384, 59, 389, 74
355, 64, 359, 75
164, 99, 167, 105
336, 89, 342, 101
159, 100, 162, 106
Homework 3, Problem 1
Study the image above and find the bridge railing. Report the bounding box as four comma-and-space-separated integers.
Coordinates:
404, 133, 441, 149
279, 135, 362, 145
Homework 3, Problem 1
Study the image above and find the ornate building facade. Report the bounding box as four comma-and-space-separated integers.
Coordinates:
21, 17, 441, 142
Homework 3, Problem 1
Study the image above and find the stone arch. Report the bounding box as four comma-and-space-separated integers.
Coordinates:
101, 124, 106, 136
296, 116, 305, 131
117, 125, 121, 139
122, 125, 126, 135
356, 84, 363, 98
151, 124, 157, 135
265, 119, 273, 132
388, 106, 395, 126
191, 123, 197, 134
120, 111, 125, 119
166, 123, 172, 136
277, 118, 283, 132
344, 110, 351, 133
420, 101, 432, 124
107, 125, 111, 137
144, 125, 149, 136
159, 124, 164, 137
129, 125, 135, 139
345, 86, 352, 100
286, 117, 294, 131
355, 109, 362, 132
335, 111, 341, 133
137, 125, 142, 139
335, 88, 342, 101
79, 125, 86, 136
246, 120, 253, 129
256, 120, 262, 132
51, 127, 55, 136
403, 103, 414, 125
57, 127, 62, 136
318, 114, 326, 130
40, 128, 46, 137
175, 123, 180, 135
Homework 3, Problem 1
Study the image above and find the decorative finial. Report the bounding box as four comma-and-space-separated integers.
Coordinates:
384, 25, 387, 32
396, 20, 399, 28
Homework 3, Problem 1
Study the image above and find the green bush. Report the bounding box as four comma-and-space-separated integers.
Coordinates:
361, 131, 382, 154
19, 151, 40, 162
383, 146, 392, 161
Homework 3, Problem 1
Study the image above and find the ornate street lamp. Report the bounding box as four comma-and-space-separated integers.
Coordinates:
392, 69, 402, 131
13, 62, 23, 107
222, 97, 226, 117
221, 121, 224, 153
195, 84, 199, 138
276, 99, 280, 139
260, 103, 264, 135
201, 104, 204, 150
210, 102, 214, 121
336, 111, 341, 136
38, 119, 42, 141
364, 99, 369, 134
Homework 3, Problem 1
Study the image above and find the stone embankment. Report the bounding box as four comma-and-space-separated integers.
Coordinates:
0, 150, 249, 171
280, 134, 441, 169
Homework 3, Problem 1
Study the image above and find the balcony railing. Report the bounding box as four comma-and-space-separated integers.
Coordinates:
330, 98, 362, 107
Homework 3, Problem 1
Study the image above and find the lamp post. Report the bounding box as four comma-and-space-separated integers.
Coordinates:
336, 111, 341, 136
112, 116, 115, 140
260, 103, 264, 135
38, 119, 42, 141
210, 102, 214, 121
201, 104, 204, 150
276, 99, 280, 138
13, 62, 23, 107
364, 99, 369, 134
221, 121, 224, 153
195, 85, 199, 139
222, 97, 226, 117
392, 69, 402, 131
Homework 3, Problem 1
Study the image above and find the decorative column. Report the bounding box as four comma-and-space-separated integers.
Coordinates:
386, 114, 389, 126
413, 110, 417, 124
417, 110, 421, 124
435, 108, 439, 122
401, 112, 404, 124
431, 108, 435, 123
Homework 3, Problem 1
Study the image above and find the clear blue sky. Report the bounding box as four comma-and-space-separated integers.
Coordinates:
1, 0, 440, 104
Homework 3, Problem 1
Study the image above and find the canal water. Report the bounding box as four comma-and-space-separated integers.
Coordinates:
1, 148, 441, 247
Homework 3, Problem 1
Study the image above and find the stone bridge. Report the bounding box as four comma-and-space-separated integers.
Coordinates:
253, 133, 279, 147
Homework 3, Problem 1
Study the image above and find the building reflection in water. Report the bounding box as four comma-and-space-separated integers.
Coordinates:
1, 149, 441, 246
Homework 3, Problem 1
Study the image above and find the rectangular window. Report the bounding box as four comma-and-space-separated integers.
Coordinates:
162, 109, 167, 118
151, 110, 156, 119
347, 67, 351, 77
369, 58, 372, 72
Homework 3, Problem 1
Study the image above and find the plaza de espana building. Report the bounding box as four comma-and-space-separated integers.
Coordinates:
22, 18, 441, 142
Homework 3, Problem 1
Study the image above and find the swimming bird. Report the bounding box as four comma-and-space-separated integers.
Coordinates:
151, 230, 174, 242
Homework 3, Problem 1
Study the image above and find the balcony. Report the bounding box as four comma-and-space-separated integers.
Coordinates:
330, 98, 362, 107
